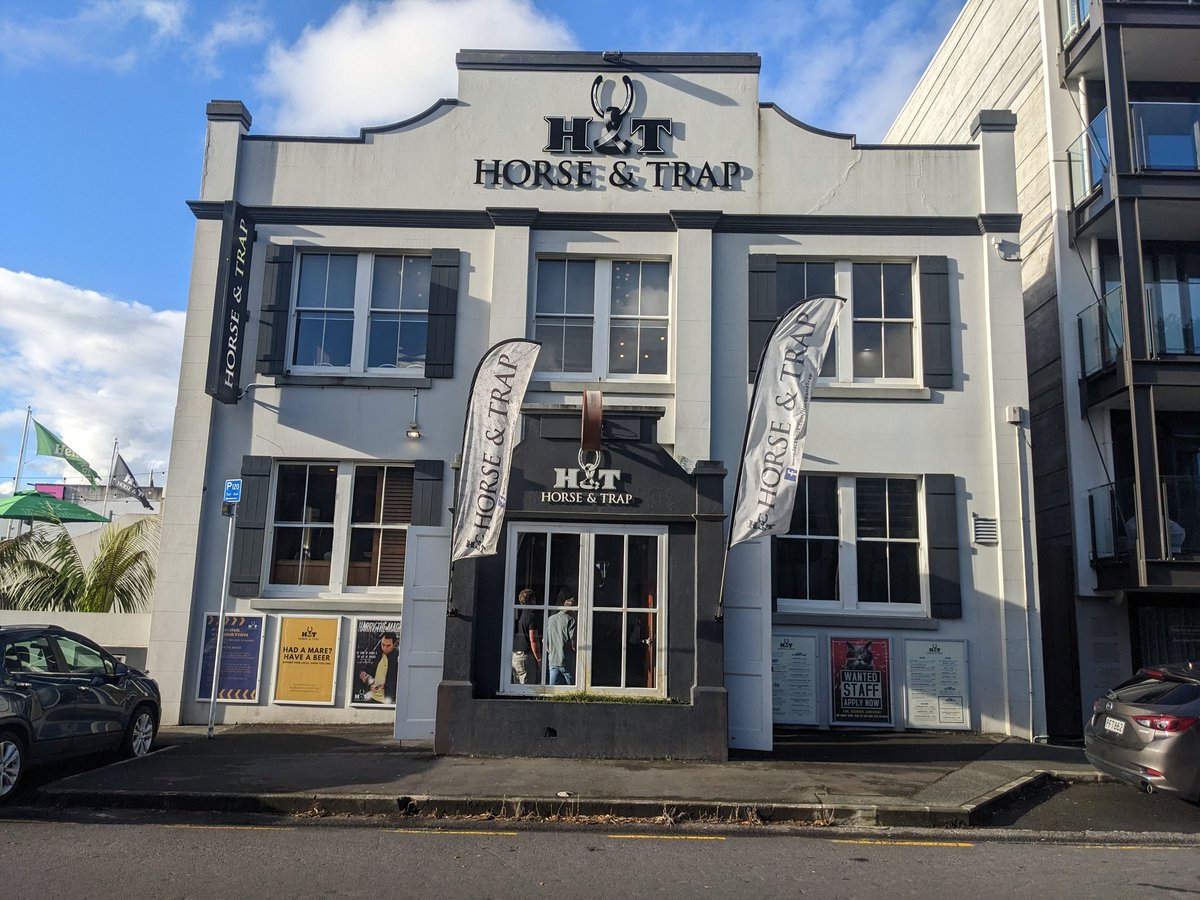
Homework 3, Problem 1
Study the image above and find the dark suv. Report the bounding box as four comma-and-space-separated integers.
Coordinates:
1, 624, 160, 801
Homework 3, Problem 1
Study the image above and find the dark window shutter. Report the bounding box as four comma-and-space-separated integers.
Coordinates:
256, 245, 294, 376
229, 455, 272, 597
411, 460, 445, 526
919, 255, 953, 389
924, 473, 962, 619
425, 248, 460, 379
748, 253, 777, 383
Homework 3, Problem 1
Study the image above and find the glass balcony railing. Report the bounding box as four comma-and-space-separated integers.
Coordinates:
1078, 285, 1124, 376
1090, 477, 1199, 562
1059, 0, 1091, 44
1147, 280, 1200, 357
1131, 102, 1200, 173
1066, 108, 1109, 206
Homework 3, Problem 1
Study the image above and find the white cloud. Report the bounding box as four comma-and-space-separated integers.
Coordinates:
0, 269, 184, 487
192, 4, 272, 78
256, 0, 575, 135
0, 0, 264, 75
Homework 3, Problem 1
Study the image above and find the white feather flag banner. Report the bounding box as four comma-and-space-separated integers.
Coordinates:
451, 339, 541, 561
729, 295, 845, 548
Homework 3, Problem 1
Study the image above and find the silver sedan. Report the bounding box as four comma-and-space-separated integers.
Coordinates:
1084, 662, 1200, 802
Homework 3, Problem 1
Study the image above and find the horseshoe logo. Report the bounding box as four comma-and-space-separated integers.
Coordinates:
591, 75, 634, 155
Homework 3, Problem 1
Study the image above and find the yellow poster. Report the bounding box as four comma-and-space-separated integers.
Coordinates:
272, 616, 341, 705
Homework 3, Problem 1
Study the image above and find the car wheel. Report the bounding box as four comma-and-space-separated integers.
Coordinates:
0, 731, 24, 802
121, 706, 157, 759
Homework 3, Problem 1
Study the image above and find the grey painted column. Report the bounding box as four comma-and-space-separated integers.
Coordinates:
670, 211, 721, 459
486, 207, 537, 347
146, 101, 252, 724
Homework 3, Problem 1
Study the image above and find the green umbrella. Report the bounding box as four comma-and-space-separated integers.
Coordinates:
0, 490, 110, 523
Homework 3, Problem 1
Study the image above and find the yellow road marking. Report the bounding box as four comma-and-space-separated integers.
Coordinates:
388, 828, 518, 836
607, 835, 726, 841
1062, 844, 1186, 852
833, 839, 974, 848
164, 830, 292, 835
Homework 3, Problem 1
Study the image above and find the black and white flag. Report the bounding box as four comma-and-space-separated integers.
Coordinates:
110, 453, 153, 509
729, 295, 845, 548
450, 339, 541, 561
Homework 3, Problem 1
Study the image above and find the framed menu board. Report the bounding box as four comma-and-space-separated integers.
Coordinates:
904, 639, 970, 730
771, 633, 818, 725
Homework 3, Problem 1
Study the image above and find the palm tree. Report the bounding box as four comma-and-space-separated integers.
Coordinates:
0, 516, 160, 613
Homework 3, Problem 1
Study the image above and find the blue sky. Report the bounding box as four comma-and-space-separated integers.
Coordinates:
0, 0, 963, 493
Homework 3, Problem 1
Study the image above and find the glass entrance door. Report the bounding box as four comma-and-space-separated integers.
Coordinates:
504, 524, 666, 696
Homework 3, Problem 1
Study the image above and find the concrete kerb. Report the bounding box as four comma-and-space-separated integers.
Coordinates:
39, 785, 1044, 827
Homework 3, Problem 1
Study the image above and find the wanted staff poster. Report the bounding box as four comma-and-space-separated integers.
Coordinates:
830, 637, 892, 726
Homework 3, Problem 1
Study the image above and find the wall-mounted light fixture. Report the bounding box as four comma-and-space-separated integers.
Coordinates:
406, 389, 421, 440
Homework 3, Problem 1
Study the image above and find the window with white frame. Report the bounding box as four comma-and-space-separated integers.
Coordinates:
777, 261, 837, 378
503, 524, 666, 695
762, 259, 918, 383
775, 475, 924, 613
534, 258, 670, 378
851, 262, 915, 380
267, 462, 413, 592
291, 252, 431, 374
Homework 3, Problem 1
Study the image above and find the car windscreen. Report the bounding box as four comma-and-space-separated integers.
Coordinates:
1110, 676, 1200, 707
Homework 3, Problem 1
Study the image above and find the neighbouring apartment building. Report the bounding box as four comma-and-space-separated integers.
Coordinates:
148, 49, 1043, 757
888, 0, 1200, 737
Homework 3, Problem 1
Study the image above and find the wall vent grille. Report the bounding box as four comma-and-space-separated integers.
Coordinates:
972, 514, 999, 545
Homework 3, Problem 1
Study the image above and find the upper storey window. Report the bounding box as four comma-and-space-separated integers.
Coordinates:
290, 252, 433, 375
534, 258, 670, 380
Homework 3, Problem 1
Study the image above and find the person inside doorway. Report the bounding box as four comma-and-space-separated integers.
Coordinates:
546, 587, 578, 686
512, 588, 543, 684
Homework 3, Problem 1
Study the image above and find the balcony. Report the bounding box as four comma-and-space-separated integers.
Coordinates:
1090, 477, 1198, 559
1147, 280, 1200, 357
1059, 0, 1091, 45
1131, 102, 1200, 174
1067, 109, 1110, 206
1078, 285, 1124, 376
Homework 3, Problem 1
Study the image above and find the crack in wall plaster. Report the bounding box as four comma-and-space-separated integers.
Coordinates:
806, 149, 863, 214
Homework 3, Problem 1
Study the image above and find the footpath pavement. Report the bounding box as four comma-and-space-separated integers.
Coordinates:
39, 725, 1102, 828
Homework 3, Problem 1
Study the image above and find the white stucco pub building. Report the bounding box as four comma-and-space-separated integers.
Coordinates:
149, 49, 1044, 757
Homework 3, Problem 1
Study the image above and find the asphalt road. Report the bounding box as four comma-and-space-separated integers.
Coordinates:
980, 780, 1200, 833
1, 812, 1197, 899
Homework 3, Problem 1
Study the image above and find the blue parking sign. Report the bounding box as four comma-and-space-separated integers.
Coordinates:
223, 479, 242, 504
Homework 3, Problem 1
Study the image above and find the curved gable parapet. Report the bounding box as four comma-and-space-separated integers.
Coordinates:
759, 102, 978, 152
244, 98, 462, 144
760, 102, 857, 144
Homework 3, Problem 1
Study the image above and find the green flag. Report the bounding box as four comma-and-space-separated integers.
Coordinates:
32, 419, 100, 487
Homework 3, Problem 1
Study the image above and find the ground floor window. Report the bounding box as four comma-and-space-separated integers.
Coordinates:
267, 461, 413, 594
503, 524, 666, 696
775, 475, 925, 614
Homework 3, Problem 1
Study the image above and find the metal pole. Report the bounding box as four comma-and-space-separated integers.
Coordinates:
101, 437, 118, 521
8, 406, 32, 539
207, 504, 238, 738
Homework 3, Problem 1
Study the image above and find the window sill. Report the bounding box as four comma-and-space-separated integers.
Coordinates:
773, 611, 939, 630
529, 380, 676, 395
272, 374, 433, 390
811, 384, 931, 401
251, 595, 404, 613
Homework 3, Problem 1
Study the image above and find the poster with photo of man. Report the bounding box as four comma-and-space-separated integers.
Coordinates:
350, 618, 402, 707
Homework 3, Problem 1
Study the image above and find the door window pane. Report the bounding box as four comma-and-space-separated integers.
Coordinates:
506, 529, 661, 694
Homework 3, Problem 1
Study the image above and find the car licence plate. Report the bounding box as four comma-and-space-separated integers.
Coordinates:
1104, 715, 1126, 736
